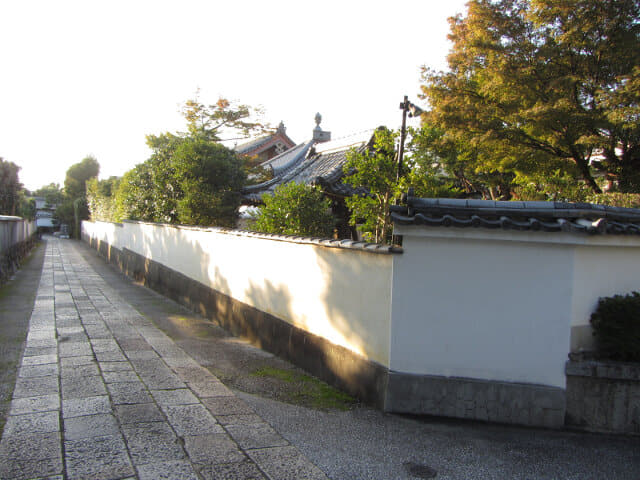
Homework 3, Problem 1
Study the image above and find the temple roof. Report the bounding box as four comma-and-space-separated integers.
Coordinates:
234, 122, 296, 159
242, 130, 374, 204
390, 194, 640, 235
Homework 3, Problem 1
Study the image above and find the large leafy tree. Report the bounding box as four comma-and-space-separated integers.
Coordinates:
0, 157, 22, 216
252, 182, 336, 237
64, 156, 100, 200
421, 0, 640, 194
57, 156, 100, 237
343, 128, 401, 244
172, 138, 246, 227
116, 96, 254, 226
112, 94, 268, 226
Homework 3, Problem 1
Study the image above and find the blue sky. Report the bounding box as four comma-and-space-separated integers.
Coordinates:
0, 0, 469, 191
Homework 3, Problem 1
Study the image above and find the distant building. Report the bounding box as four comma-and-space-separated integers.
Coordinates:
33, 197, 58, 231
234, 121, 296, 163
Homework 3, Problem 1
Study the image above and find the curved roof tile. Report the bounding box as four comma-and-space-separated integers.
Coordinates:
391, 194, 640, 235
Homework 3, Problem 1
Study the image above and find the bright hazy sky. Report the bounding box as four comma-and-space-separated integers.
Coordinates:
0, 0, 469, 191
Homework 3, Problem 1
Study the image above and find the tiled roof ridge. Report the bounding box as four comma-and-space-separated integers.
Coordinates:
235, 134, 272, 153
121, 220, 401, 254
242, 142, 314, 194
323, 144, 368, 184
244, 146, 326, 196
313, 128, 373, 154
262, 140, 315, 174
390, 194, 640, 235
235, 130, 295, 154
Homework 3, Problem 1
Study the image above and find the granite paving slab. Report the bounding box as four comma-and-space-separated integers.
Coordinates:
0, 432, 61, 461
114, 403, 164, 424
64, 434, 134, 480
9, 395, 60, 415
163, 404, 224, 436
121, 422, 186, 464
63, 413, 120, 440
62, 395, 111, 418
12, 376, 59, 398
226, 422, 290, 450
197, 461, 268, 480
182, 433, 246, 464
3, 411, 60, 435
136, 460, 199, 480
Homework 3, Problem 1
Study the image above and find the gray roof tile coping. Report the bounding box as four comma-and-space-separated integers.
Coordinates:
121, 220, 401, 254
391, 195, 640, 235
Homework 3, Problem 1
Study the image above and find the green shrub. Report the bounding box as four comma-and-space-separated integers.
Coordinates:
590, 292, 640, 362
251, 182, 336, 237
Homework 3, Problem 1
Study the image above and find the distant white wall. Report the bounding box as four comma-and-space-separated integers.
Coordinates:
390, 226, 640, 389
83, 220, 393, 366
0, 216, 36, 254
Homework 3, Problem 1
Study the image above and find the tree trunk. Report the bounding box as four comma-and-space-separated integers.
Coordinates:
574, 155, 602, 194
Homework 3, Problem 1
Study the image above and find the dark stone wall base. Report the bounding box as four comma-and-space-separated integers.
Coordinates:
566, 360, 640, 434
385, 371, 566, 428
83, 235, 389, 408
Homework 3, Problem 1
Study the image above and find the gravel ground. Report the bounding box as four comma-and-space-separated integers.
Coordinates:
239, 390, 640, 480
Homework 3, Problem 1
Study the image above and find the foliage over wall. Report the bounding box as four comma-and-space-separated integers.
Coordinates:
251, 182, 336, 237
0, 157, 22, 216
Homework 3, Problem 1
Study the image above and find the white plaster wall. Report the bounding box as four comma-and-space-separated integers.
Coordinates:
1, 218, 36, 253
390, 226, 575, 388
84, 221, 393, 366
82, 221, 123, 250
571, 243, 640, 328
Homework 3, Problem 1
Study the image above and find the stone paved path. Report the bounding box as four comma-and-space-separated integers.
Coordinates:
0, 238, 328, 480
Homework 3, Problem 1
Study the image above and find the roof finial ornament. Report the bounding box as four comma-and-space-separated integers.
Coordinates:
277, 121, 286, 133
312, 112, 331, 143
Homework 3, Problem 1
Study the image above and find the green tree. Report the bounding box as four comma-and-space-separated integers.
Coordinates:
0, 157, 22, 216
114, 163, 157, 222
342, 128, 401, 243
33, 183, 64, 208
116, 95, 261, 226
141, 133, 183, 223
18, 196, 36, 220
252, 182, 336, 237
57, 156, 100, 237
87, 176, 121, 222
421, 0, 640, 195
407, 124, 507, 199
64, 156, 100, 199
172, 138, 246, 227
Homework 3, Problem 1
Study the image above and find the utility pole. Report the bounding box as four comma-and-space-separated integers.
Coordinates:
397, 95, 410, 182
